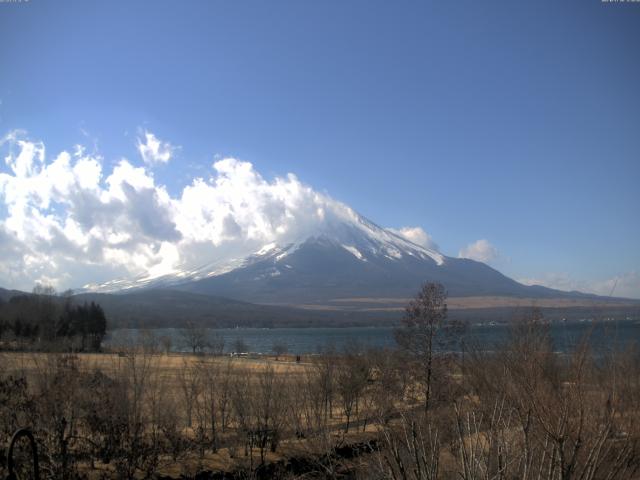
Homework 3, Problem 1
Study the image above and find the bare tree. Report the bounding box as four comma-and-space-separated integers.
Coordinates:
31, 354, 81, 480
272, 340, 288, 360
231, 364, 289, 468
233, 337, 248, 353
159, 334, 172, 354
139, 328, 159, 354
368, 348, 407, 424
336, 343, 370, 433
395, 282, 463, 413
209, 331, 225, 356
194, 357, 226, 452
314, 344, 337, 423
177, 358, 201, 429
376, 411, 441, 480
179, 321, 210, 354
114, 348, 159, 479
217, 357, 234, 433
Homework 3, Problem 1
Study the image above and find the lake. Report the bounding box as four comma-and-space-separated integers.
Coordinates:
105, 319, 640, 355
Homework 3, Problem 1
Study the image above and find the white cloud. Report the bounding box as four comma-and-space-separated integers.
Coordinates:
458, 239, 499, 263
0, 130, 365, 290
137, 130, 175, 165
519, 271, 640, 299
387, 226, 439, 251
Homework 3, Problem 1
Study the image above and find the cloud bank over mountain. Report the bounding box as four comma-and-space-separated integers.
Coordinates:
0, 130, 437, 290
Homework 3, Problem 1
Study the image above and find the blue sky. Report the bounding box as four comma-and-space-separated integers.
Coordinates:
0, 0, 639, 297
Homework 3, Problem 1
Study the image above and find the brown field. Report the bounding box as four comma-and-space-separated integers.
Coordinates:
301, 295, 640, 310
0, 351, 311, 377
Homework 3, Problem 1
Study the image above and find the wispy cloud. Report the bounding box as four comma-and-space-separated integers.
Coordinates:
137, 130, 175, 165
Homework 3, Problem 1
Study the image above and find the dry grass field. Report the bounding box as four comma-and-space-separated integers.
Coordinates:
316, 296, 640, 310
0, 351, 311, 379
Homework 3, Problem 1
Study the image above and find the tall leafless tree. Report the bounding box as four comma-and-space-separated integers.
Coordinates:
395, 282, 463, 413
179, 321, 210, 354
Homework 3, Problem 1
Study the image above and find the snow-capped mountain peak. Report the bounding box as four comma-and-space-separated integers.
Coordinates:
82, 208, 444, 293
83, 197, 446, 292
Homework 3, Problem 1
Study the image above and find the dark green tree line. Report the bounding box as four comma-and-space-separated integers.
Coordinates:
0, 286, 107, 351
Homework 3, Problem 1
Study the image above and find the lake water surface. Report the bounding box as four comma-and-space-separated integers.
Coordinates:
106, 320, 640, 355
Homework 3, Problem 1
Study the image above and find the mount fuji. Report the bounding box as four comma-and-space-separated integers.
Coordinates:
85, 207, 585, 308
